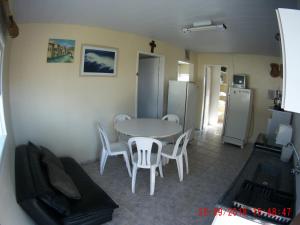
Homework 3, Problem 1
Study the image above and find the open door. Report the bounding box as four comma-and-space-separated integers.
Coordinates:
200, 66, 212, 130
137, 53, 164, 118
200, 65, 228, 133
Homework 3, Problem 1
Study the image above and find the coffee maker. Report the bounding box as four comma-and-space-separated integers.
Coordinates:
273, 90, 282, 110
268, 89, 282, 110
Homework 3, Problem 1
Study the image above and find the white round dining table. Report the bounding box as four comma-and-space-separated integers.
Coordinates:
115, 118, 182, 138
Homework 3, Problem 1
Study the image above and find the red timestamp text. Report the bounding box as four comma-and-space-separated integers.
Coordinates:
198, 207, 247, 217
252, 207, 292, 217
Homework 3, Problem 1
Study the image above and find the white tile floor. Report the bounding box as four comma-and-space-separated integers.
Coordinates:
83, 128, 252, 225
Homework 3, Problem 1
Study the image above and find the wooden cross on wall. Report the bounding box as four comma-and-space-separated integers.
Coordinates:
149, 40, 156, 53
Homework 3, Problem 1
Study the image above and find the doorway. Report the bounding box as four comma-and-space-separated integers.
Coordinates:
200, 65, 228, 134
136, 52, 165, 118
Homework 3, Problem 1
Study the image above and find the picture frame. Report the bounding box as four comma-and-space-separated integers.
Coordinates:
47, 39, 75, 63
81, 45, 118, 76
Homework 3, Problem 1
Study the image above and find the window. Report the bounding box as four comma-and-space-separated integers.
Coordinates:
178, 73, 190, 81
177, 61, 193, 82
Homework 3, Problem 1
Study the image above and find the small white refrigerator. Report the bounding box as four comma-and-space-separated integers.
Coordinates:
167, 81, 198, 134
223, 88, 253, 148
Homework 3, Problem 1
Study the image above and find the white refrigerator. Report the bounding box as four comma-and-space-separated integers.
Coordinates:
167, 81, 198, 134
223, 88, 253, 148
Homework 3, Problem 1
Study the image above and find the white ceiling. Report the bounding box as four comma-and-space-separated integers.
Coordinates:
14, 0, 298, 56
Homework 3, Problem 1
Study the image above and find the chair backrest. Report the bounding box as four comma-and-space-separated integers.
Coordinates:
97, 123, 111, 154
128, 137, 162, 168
161, 114, 180, 124
113, 114, 131, 128
172, 129, 192, 157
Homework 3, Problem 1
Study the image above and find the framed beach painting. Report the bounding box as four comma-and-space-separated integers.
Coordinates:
81, 45, 118, 76
47, 39, 75, 63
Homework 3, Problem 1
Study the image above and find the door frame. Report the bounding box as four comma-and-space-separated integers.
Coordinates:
135, 51, 165, 118
0, 38, 6, 137
200, 64, 229, 131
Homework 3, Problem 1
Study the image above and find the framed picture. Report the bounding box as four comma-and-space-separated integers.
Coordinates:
81, 45, 118, 76
47, 39, 75, 63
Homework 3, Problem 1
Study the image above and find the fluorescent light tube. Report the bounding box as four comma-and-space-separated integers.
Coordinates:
193, 20, 212, 27
178, 60, 190, 65
182, 24, 227, 33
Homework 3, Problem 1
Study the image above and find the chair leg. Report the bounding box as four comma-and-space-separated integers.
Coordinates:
102, 154, 108, 175
100, 150, 108, 175
166, 158, 169, 164
159, 162, 164, 178
123, 152, 132, 177
132, 164, 138, 194
176, 157, 183, 182
179, 154, 183, 181
161, 156, 167, 166
150, 167, 156, 195
184, 150, 189, 175
116, 132, 120, 142
99, 151, 104, 174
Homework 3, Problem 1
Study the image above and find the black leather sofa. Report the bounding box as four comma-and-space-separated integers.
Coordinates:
15, 144, 118, 225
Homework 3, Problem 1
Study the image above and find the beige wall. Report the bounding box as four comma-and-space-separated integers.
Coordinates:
196, 53, 282, 141
0, 31, 34, 225
0, 1, 34, 224
9, 23, 198, 163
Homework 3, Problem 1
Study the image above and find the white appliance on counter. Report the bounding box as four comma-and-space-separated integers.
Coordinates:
223, 88, 253, 148
167, 80, 198, 134
266, 109, 292, 145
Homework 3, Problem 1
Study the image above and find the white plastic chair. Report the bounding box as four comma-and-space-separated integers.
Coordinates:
128, 137, 163, 195
113, 114, 131, 126
161, 129, 192, 181
183, 129, 192, 175
113, 114, 131, 141
97, 123, 132, 177
161, 114, 180, 147
161, 114, 180, 124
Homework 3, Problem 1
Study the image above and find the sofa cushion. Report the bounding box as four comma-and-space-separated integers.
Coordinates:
26, 142, 72, 216
44, 160, 81, 200
15, 145, 38, 202
27, 143, 53, 196
39, 191, 71, 216
61, 157, 118, 214
41, 146, 64, 169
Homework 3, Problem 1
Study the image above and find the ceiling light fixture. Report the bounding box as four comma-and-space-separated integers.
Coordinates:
178, 60, 190, 65
182, 20, 227, 33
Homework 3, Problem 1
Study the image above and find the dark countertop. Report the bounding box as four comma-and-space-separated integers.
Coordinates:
217, 146, 295, 224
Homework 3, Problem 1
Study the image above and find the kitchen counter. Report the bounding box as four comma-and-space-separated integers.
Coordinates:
217, 146, 295, 224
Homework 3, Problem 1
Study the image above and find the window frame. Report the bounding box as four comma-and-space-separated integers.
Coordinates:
0, 32, 7, 161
